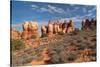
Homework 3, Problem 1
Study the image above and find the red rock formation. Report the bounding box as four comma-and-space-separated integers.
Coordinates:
41, 19, 76, 37
67, 19, 75, 33
81, 18, 96, 30
84, 19, 91, 30
91, 19, 96, 28
21, 30, 31, 39
53, 22, 59, 34
56, 20, 62, 33
21, 21, 31, 39
62, 20, 67, 33
47, 20, 54, 37
21, 21, 39, 39
58, 22, 63, 33
11, 28, 21, 40
31, 22, 38, 34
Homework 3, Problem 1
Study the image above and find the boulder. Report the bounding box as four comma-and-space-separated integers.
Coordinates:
11, 28, 21, 40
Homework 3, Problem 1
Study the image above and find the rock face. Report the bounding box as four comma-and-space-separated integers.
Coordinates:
53, 22, 59, 34
41, 19, 75, 37
81, 18, 96, 30
21, 21, 39, 39
58, 22, 63, 33
62, 20, 67, 33
47, 20, 54, 37
67, 19, 75, 33
11, 28, 21, 40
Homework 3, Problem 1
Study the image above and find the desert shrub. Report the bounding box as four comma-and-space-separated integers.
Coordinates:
67, 53, 76, 62
75, 28, 80, 32
11, 39, 24, 51
69, 28, 80, 36
41, 33, 47, 38
69, 31, 77, 36
12, 48, 38, 66
12, 53, 34, 66
50, 51, 60, 64
59, 51, 68, 63
78, 44, 87, 50
58, 32, 64, 35
77, 40, 82, 43
31, 34, 37, 39
91, 38, 96, 42
88, 43, 96, 49
59, 50, 77, 63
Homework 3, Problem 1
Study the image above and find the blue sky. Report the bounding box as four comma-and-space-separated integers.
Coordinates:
11, 1, 96, 32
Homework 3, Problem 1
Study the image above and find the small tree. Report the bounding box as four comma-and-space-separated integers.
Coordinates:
11, 39, 24, 51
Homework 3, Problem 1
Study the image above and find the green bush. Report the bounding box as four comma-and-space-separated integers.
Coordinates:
67, 53, 76, 61
11, 39, 24, 51
58, 32, 64, 35
41, 33, 47, 38
31, 34, 37, 39
75, 28, 80, 32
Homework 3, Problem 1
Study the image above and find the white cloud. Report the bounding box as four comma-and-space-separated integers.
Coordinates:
92, 15, 96, 18
31, 4, 66, 14
48, 5, 56, 10
83, 8, 87, 13
31, 4, 39, 9
30, 4, 96, 20
88, 7, 96, 13
31, 4, 38, 8
86, 13, 93, 17
12, 23, 23, 28
60, 16, 82, 23
40, 7, 48, 12
65, 7, 79, 14
47, 5, 65, 13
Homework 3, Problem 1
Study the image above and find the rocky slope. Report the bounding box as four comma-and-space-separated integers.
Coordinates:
11, 28, 96, 66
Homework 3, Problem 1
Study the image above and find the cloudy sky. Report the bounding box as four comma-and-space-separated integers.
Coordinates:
11, 1, 96, 32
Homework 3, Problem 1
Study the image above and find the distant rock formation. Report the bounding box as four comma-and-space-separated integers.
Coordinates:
47, 20, 54, 37
53, 22, 57, 34
58, 22, 63, 33
41, 19, 75, 37
11, 18, 96, 39
81, 18, 96, 31
62, 20, 67, 33
11, 28, 21, 40
21, 21, 39, 39
67, 19, 75, 33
